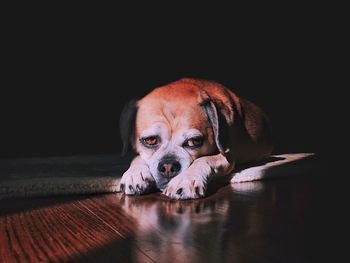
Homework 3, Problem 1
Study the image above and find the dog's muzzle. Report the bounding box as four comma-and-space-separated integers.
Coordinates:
157, 155, 181, 178
152, 155, 182, 190
148, 147, 192, 190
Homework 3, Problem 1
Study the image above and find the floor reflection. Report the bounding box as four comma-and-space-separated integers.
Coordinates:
116, 181, 270, 262
1, 161, 336, 262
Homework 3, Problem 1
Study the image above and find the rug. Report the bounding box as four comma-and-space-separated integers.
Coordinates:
0, 153, 316, 199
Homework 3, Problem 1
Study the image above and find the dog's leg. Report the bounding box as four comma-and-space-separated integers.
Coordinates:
119, 156, 156, 195
163, 153, 234, 199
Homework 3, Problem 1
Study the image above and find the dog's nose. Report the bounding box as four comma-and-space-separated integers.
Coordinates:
157, 159, 181, 177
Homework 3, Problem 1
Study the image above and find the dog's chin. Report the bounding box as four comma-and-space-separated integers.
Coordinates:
153, 176, 172, 191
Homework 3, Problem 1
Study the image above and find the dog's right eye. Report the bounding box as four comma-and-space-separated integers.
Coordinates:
183, 136, 204, 149
141, 136, 159, 147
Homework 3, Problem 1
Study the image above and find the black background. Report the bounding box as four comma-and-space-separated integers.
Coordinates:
1, 5, 345, 160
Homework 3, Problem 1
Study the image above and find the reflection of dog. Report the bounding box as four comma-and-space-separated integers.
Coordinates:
118, 193, 231, 262
119, 78, 273, 199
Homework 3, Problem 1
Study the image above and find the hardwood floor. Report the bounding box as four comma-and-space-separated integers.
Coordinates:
0, 160, 343, 263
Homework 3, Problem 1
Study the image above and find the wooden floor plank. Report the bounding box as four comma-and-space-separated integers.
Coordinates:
0, 194, 156, 262
0, 160, 344, 262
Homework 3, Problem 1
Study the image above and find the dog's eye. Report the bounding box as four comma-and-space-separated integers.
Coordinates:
183, 137, 204, 148
141, 136, 159, 147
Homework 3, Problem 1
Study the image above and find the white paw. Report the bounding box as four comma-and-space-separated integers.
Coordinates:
163, 172, 207, 200
119, 165, 155, 195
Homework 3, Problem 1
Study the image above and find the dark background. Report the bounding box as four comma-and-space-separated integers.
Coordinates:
1, 5, 345, 160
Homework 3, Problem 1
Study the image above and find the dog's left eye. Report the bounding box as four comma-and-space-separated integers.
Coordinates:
183, 137, 204, 148
141, 136, 159, 147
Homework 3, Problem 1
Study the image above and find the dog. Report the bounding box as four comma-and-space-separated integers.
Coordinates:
119, 78, 273, 199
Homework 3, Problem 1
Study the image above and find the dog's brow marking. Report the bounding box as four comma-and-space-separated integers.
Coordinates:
182, 129, 203, 140
140, 127, 161, 138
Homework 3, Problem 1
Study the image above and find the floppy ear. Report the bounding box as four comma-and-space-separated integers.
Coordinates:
202, 100, 230, 155
119, 99, 138, 156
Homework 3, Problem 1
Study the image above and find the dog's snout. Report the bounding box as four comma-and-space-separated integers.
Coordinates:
158, 157, 181, 177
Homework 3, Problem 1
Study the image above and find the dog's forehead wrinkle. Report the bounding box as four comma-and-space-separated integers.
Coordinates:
160, 105, 176, 133
162, 105, 176, 120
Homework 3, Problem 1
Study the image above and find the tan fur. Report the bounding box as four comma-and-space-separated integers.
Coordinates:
136, 78, 272, 163
120, 78, 273, 199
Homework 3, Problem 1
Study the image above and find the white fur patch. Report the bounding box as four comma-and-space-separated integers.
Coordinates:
231, 153, 315, 183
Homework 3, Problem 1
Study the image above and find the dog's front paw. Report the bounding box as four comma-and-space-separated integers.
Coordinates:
119, 165, 156, 195
163, 172, 207, 200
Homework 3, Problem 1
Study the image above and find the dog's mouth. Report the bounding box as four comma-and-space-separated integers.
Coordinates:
154, 176, 174, 191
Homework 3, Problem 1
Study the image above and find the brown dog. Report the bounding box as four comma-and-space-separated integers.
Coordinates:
119, 78, 273, 199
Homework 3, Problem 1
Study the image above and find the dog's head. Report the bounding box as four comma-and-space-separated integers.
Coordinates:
120, 78, 237, 190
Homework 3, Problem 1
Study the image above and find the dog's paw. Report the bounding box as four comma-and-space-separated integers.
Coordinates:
163, 173, 207, 200
119, 166, 156, 195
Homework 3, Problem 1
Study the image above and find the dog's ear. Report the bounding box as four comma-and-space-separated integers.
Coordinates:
202, 100, 230, 155
119, 99, 138, 156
